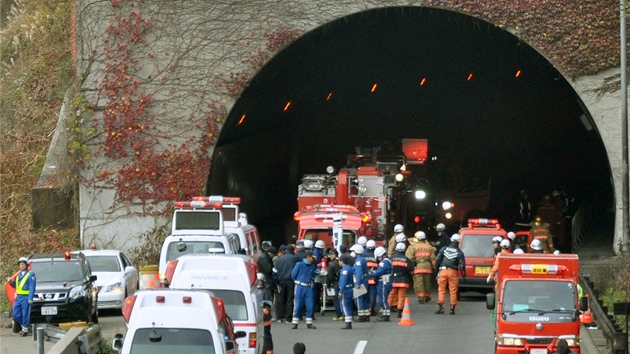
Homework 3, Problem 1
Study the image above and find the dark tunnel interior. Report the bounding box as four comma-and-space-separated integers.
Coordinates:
208, 6, 613, 246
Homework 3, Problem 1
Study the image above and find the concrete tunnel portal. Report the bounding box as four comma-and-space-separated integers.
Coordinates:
207, 7, 613, 248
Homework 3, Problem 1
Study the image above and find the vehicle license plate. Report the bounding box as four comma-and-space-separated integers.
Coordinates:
530, 349, 547, 354
474, 266, 491, 275
41, 306, 57, 315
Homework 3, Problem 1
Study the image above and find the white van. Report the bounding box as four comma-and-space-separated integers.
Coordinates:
112, 288, 245, 354
166, 254, 264, 354
226, 213, 262, 264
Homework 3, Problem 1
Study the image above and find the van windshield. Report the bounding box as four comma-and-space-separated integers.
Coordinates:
166, 241, 226, 262
210, 289, 248, 321
502, 280, 577, 323
31, 261, 84, 282
129, 328, 215, 354
459, 234, 496, 257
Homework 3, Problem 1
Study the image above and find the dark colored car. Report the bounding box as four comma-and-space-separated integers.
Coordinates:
29, 252, 99, 324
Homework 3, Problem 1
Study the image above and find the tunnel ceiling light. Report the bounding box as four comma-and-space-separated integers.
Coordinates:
326, 92, 332, 101
515, 70, 522, 78
371, 83, 378, 93
420, 78, 426, 86
238, 114, 246, 125
284, 101, 291, 111
467, 73, 473, 81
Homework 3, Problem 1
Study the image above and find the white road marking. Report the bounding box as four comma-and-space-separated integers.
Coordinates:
353, 340, 368, 354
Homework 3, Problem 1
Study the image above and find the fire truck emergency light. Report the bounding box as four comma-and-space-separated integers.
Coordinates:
402, 139, 428, 165
468, 218, 501, 229
508, 264, 569, 275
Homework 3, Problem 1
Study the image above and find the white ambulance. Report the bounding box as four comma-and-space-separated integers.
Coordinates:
158, 200, 242, 279
165, 254, 264, 354
112, 288, 245, 354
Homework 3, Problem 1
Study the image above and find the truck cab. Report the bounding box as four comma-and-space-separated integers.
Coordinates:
486, 253, 587, 354
457, 218, 507, 294
113, 288, 244, 354
294, 205, 367, 250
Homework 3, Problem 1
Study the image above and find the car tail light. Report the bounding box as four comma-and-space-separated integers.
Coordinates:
182, 296, 192, 304
156, 296, 165, 303
246, 262, 257, 287
249, 332, 256, 348
122, 295, 137, 323
165, 260, 179, 285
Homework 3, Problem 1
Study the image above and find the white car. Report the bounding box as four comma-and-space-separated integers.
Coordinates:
74, 249, 139, 311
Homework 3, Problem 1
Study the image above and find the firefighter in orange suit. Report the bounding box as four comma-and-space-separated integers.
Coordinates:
387, 224, 405, 256
435, 234, 466, 315
387, 242, 414, 317
487, 239, 512, 285
406, 231, 436, 304
262, 300, 274, 353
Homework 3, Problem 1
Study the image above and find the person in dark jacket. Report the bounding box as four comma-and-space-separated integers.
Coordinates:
258, 246, 277, 302
435, 234, 466, 315
387, 242, 414, 317
272, 245, 298, 323
325, 249, 343, 320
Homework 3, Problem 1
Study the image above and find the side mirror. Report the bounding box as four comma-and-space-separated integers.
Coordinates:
580, 296, 588, 312
226, 340, 236, 351
89, 275, 97, 282
234, 331, 247, 339
125, 266, 135, 273
486, 292, 495, 310
112, 333, 124, 351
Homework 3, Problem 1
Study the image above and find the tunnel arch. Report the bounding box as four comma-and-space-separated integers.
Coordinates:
208, 6, 613, 246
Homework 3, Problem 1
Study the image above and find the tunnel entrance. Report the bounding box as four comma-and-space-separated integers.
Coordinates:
208, 6, 613, 247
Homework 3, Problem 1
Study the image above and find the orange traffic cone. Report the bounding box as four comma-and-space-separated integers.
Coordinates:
398, 297, 414, 326
580, 294, 594, 326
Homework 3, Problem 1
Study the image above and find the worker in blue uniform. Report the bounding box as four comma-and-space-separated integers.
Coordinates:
370, 246, 393, 322
338, 254, 354, 329
7, 257, 36, 336
291, 251, 320, 329
350, 244, 370, 322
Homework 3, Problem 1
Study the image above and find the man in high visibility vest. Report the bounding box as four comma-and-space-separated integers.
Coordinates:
7, 257, 36, 336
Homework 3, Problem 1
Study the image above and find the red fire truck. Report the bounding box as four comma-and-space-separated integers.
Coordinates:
294, 205, 368, 250
486, 253, 587, 354
296, 140, 438, 245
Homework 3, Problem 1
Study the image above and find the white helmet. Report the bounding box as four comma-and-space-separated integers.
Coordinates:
315, 240, 326, 249
366, 239, 376, 249
436, 223, 446, 231
492, 236, 503, 243
374, 246, 387, 258
513, 248, 525, 254
500, 239, 511, 249
395, 242, 406, 252
450, 234, 461, 242
303, 239, 314, 249
414, 231, 426, 240
18, 257, 28, 264
507, 232, 516, 240
395, 233, 406, 243
394, 224, 404, 233
358, 236, 367, 246
350, 244, 364, 254
530, 239, 543, 250
553, 250, 561, 255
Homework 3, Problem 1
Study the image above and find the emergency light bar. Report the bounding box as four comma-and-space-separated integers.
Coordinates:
509, 264, 569, 275
468, 218, 501, 229
174, 196, 240, 209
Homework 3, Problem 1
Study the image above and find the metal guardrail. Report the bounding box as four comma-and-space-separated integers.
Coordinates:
33, 323, 102, 354
580, 275, 627, 353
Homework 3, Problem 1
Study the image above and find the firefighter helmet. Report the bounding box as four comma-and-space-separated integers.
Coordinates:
350, 244, 364, 254
303, 239, 314, 249
507, 232, 516, 240
358, 236, 367, 246
261, 240, 272, 251
500, 239, 511, 249
414, 231, 426, 240
530, 239, 543, 250
450, 234, 461, 242
374, 246, 387, 258
395, 233, 406, 243
394, 224, 404, 233
492, 236, 502, 243
436, 223, 446, 231
315, 240, 326, 249
366, 239, 376, 249
513, 248, 525, 254
395, 242, 406, 252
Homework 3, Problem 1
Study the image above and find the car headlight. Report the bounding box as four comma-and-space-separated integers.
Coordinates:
497, 334, 523, 346
69, 286, 87, 299
105, 282, 123, 293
